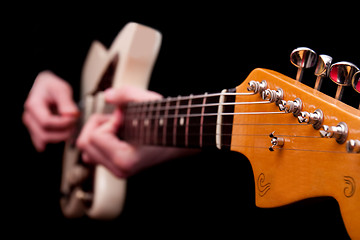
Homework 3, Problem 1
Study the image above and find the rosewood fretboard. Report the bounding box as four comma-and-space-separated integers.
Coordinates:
119, 88, 236, 150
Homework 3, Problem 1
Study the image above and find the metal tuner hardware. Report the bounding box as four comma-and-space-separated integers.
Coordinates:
290, 47, 317, 82
319, 122, 348, 144
269, 131, 285, 151
247, 80, 268, 94
314, 54, 332, 90
278, 98, 302, 116
352, 71, 360, 109
261, 88, 284, 104
297, 109, 324, 130
329, 62, 359, 100
346, 139, 360, 153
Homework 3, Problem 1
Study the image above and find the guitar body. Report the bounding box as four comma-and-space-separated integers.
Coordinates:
232, 68, 359, 239
60, 22, 162, 219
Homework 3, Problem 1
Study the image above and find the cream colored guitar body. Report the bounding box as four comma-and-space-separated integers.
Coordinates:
60, 22, 162, 219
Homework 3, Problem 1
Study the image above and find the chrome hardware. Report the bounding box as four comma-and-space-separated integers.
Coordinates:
247, 80, 268, 94
319, 122, 348, 144
352, 71, 360, 93
269, 131, 285, 151
314, 54, 332, 90
261, 88, 284, 104
290, 47, 317, 82
329, 61, 359, 100
346, 139, 360, 153
352, 71, 360, 109
297, 109, 323, 130
278, 98, 302, 116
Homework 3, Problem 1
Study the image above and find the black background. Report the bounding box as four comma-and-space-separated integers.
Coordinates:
7, 5, 359, 239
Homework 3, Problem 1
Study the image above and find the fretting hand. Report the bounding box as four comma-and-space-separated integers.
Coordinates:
76, 87, 199, 178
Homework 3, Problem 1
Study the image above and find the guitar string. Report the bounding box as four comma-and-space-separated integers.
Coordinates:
125, 126, 350, 153
127, 138, 349, 154
121, 92, 351, 153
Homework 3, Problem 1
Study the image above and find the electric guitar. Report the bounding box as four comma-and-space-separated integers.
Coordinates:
60, 22, 360, 239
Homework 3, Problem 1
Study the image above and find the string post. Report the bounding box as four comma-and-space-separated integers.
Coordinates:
247, 80, 268, 94
319, 122, 348, 144
261, 88, 284, 105
346, 139, 360, 153
278, 98, 302, 116
297, 109, 323, 130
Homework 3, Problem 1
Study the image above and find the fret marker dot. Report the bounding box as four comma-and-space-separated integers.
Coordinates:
179, 117, 184, 126
159, 118, 164, 126
144, 119, 149, 126
132, 119, 138, 127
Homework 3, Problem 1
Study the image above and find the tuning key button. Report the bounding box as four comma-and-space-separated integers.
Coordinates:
319, 122, 348, 144
297, 109, 323, 130
329, 61, 359, 100
290, 47, 317, 82
352, 71, 360, 93
346, 139, 360, 153
314, 54, 332, 90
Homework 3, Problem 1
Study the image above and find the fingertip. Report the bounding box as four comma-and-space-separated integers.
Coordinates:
104, 88, 116, 102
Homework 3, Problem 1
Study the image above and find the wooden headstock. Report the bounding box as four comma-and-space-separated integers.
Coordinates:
231, 68, 360, 238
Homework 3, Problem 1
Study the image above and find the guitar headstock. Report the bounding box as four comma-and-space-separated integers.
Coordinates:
231, 66, 360, 238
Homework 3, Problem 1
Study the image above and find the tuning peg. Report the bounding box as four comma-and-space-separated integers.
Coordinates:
329, 62, 359, 100
314, 55, 332, 90
352, 71, 360, 109
352, 71, 360, 92
290, 47, 317, 82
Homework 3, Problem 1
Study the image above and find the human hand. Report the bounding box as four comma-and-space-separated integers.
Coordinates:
76, 87, 198, 178
23, 71, 79, 152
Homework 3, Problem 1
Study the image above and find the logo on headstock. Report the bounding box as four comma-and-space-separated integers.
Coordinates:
257, 173, 271, 197
344, 176, 356, 198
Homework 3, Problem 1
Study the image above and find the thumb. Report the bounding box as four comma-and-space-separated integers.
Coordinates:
49, 83, 79, 116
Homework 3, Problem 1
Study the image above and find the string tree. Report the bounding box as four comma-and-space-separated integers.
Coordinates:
290, 47, 317, 82
268, 131, 285, 151
314, 54, 332, 90
329, 61, 359, 100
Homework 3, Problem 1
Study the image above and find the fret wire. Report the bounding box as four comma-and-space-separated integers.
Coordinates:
153, 100, 161, 145
173, 96, 181, 146
146, 101, 154, 145
162, 97, 171, 146
139, 102, 147, 145
185, 94, 193, 147
199, 93, 208, 147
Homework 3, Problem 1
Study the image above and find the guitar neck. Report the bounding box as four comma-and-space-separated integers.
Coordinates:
119, 88, 237, 150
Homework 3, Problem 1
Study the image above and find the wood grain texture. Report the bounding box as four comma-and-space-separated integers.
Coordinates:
231, 68, 359, 239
